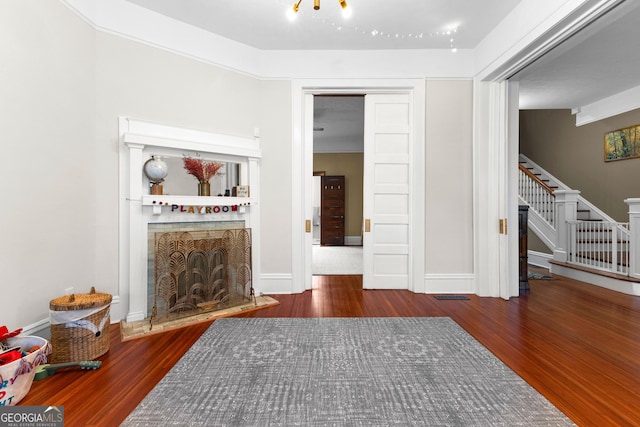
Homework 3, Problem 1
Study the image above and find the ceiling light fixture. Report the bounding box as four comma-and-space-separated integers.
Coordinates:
287, 0, 302, 20
288, 0, 352, 19
287, 3, 458, 53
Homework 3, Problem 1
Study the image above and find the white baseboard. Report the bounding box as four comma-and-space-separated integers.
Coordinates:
528, 251, 552, 269
258, 273, 294, 294
550, 263, 640, 296
21, 318, 50, 338
423, 274, 476, 294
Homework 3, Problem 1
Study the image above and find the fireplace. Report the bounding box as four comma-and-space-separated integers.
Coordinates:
120, 118, 261, 323
149, 226, 253, 325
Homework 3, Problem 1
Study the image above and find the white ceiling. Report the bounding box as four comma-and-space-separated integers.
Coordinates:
126, 0, 520, 50
313, 96, 364, 153
512, 0, 640, 110
122, 0, 640, 148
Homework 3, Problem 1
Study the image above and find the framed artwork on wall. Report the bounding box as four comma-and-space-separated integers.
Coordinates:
604, 123, 640, 162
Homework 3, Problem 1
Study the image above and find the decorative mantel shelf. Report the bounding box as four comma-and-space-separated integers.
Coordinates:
142, 195, 255, 215
118, 117, 262, 323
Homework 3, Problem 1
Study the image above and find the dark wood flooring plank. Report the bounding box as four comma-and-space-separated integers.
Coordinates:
19, 271, 640, 426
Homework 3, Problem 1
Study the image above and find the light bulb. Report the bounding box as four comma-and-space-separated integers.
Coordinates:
339, 0, 351, 18
287, 6, 298, 21
287, 2, 300, 21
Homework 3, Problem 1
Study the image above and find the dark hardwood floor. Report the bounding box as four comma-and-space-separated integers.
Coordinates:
19, 271, 640, 426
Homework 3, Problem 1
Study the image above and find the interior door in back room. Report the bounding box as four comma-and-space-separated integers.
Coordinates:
320, 175, 345, 246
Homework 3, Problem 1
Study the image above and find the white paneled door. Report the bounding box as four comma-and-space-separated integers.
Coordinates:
363, 93, 412, 289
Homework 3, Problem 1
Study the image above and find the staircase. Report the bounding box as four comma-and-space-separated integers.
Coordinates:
518, 154, 640, 295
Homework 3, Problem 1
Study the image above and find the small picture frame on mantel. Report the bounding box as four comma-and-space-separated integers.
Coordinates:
233, 185, 250, 197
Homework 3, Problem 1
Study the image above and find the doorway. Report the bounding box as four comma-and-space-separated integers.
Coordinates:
292, 80, 425, 294
311, 95, 364, 275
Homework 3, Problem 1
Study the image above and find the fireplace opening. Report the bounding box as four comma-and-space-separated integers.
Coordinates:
149, 227, 253, 326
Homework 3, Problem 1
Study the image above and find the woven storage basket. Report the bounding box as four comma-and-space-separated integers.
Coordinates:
49, 287, 112, 363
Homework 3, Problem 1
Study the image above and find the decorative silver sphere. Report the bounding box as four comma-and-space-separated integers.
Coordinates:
143, 156, 168, 184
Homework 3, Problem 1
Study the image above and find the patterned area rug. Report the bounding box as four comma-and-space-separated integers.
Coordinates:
123, 318, 574, 427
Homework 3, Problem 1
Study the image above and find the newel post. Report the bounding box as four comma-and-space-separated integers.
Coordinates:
553, 190, 580, 263
625, 199, 640, 279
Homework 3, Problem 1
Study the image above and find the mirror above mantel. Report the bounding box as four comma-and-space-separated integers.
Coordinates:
156, 156, 240, 197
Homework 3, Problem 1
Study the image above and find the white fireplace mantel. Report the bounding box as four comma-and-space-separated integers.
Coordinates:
118, 118, 261, 323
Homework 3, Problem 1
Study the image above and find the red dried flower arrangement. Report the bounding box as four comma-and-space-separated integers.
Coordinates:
183, 157, 224, 182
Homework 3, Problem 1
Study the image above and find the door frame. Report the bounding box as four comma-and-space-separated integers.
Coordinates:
291, 79, 426, 293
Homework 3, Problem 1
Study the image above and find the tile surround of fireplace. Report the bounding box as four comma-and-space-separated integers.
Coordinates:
119, 118, 261, 323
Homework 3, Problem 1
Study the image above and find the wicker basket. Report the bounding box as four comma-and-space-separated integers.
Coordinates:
49, 287, 112, 363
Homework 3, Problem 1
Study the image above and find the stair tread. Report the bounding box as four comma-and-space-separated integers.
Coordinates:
549, 260, 637, 282
520, 156, 632, 276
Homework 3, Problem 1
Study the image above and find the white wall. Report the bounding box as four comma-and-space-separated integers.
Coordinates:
5, 0, 576, 328
424, 80, 474, 275
2, 3, 475, 328
93, 32, 292, 321
256, 81, 293, 275
1, 0, 97, 330
1, 2, 293, 328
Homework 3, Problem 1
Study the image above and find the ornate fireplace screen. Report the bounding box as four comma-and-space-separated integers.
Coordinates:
151, 228, 253, 326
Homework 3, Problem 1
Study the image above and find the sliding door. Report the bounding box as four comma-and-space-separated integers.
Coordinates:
363, 93, 412, 289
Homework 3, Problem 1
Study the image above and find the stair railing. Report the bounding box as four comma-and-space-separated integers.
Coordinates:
518, 164, 555, 226
519, 160, 633, 277
567, 220, 630, 275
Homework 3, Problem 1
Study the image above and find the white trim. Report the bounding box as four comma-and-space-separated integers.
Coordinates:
575, 84, 640, 126
472, 80, 520, 299
550, 263, 640, 296
21, 318, 51, 337
528, 251, 553, 269
259, 274, 294, 295
473, 81, 503, 298
62, 0, 263, 78
122, 119, 261, 159
476, 0, 624, 82
424, 274, 476, 294
61, 0, 474, 80
506, 81, 521, 299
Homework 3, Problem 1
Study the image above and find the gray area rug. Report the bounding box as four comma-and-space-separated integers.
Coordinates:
123, 318, 574, 426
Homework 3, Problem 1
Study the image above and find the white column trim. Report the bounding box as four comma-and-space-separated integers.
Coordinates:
624, 198, 640, 280
473, 80, 518, 299
553, 190, 580, 263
